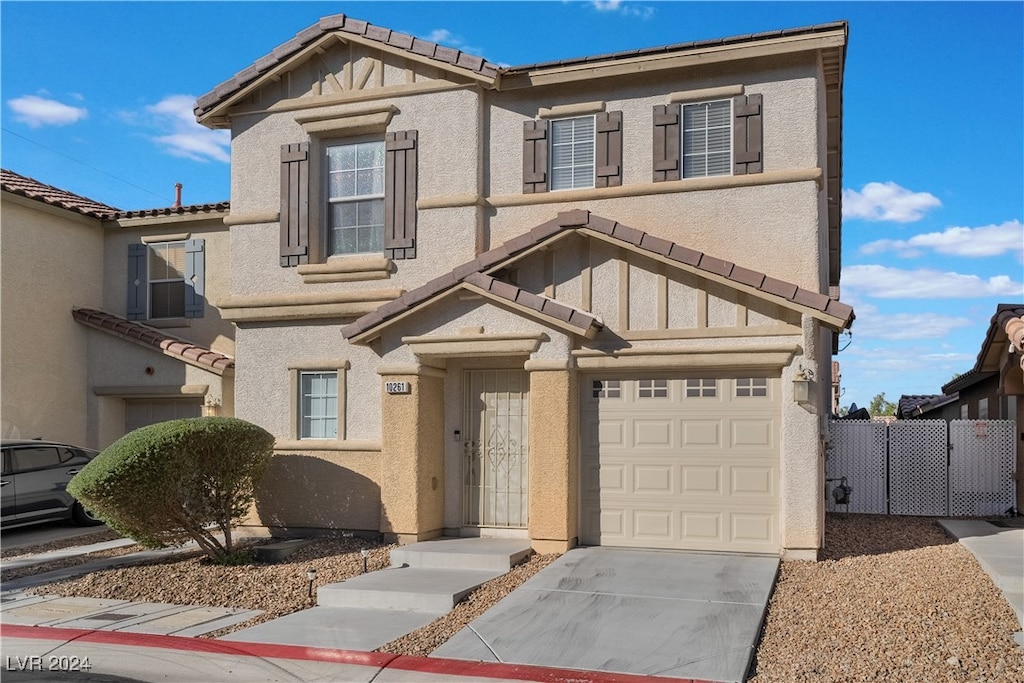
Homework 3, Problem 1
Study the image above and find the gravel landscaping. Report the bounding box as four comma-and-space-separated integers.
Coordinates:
7, 514, 1023, 681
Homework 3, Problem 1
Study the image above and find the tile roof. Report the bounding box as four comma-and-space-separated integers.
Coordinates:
463, 272, 602, 336
896, 393, 958, 419
110, 202, 230, 220
2, 169, 119, 218
195, 13, 502, 120
72, 308, 234, 375
943, 303, 1024, 393
503, 21, 847, 73
2, 168, 230, 221
194, 15, 846, 122
342, 210, 854, 342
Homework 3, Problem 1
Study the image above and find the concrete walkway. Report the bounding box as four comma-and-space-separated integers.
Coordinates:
938, 519, 1024, 644
433, 547, 779, 683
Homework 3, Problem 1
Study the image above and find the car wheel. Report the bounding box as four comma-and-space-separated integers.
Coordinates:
72, 501, 104, 526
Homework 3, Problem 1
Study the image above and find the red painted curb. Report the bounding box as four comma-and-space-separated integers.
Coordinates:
0, 624, 711, 683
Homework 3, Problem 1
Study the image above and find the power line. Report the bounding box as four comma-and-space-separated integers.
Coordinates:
2, 126, 167, 201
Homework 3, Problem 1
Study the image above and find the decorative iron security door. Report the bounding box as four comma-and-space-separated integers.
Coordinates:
463, 370, 529, 527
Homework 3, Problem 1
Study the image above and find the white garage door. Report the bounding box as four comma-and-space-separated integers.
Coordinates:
124, 398, 203, 434
580, 376, 780, 553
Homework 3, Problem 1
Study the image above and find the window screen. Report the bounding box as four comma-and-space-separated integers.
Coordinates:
327, 141, 385, 255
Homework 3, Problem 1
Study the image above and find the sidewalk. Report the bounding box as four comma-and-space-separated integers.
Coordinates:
1, 624, 708, 683
938, 519, 1024, 645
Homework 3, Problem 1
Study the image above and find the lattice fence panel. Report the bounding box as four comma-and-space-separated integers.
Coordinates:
826, 420, 888, 514
889, 421, 949, 516
950, 420, 1016, 516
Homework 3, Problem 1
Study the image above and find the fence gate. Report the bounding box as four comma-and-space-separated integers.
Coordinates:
826, 419, 1016, 516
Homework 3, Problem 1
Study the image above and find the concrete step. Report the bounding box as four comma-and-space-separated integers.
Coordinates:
390, 537, 533, 573
317, 566, 501, 612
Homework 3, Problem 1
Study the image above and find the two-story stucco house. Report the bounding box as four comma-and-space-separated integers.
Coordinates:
1, 170, 235, 449
192, 13, 853, 559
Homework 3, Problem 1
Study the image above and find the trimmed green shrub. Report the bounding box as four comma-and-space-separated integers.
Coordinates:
69, 417, 274, 563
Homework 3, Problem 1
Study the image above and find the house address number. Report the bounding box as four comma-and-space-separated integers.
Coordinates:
385, 381, 411, 395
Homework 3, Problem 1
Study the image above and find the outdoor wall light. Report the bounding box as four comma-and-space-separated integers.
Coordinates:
361, 548, 370, 574
306, 567, 317, 598
792, 368, 813, 405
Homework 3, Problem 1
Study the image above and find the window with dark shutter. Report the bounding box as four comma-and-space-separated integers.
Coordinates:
733, 93, 763, 175
184, 239, 205, 318
652, 104, 681, 182
384, 130, 418, 260
522, 120, 549, 193
595, 111, 623, 188
126, 243, 148, 320
280, 142, 310, 267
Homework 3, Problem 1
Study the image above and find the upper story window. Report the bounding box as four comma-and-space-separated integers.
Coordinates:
653, 94, 762, 182
149, 241, 187, 318
550, 116, 595, 191
523, 111, 622, 193
327, 141, 385, 255
127, 239, 205, 321
682, 100, 732, 178
278, 131, 418, 268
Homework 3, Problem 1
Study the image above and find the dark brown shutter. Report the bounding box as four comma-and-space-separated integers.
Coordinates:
126, 243, 148, 320
652, 104, 680, 182
384, 130, 418, 260
733, 94, 763, 175
522, 120, 548, 193
280, 142, 309, 267
595, 111, 623, 188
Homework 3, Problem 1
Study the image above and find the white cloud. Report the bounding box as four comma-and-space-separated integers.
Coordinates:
843, 181, 942, 223
850, 310, 973, 341
843, 265, 1024, 299
861, 220, 1024, 260
145, 95, 229, 163
591, 0, 655, 19
422, 28, 483, 56
8, 94, 87, 128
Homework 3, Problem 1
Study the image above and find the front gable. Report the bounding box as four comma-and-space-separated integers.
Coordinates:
196, 14, 499, 126
343, 210, 853, 347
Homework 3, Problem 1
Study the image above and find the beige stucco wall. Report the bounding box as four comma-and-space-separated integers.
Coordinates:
528, 368, 579, 553
1, 197, 104, 445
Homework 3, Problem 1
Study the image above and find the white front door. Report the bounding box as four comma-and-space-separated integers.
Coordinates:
463, 370, 529, 528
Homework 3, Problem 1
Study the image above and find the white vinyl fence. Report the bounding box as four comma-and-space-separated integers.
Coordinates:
826, 420, 1016, 516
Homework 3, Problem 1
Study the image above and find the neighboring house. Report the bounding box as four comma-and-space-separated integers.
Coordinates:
193, 14, 853, 559
897, 304, 1023, 504
0, 170, 235, 449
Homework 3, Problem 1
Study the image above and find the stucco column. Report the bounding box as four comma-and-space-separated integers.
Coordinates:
526, 361, 578, 553
378, 364, 446, 544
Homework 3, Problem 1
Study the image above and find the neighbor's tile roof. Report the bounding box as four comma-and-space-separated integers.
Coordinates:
897, 393, 958, 419
944, 304, 1024, 393
195, 13, 501, 120
110, 202, 230, 220
2, 169, 119, 218
342, 210, 854, 341
73, 308, 234, 374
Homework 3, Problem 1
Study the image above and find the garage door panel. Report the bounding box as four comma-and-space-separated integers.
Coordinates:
682, 466, 721, 494
633, 465, 674, 494
730, 467, 774, 495
633, 420, 673, 448
730, 419, 774, 448
682, 420, 721, 447
580, 376, 779, 553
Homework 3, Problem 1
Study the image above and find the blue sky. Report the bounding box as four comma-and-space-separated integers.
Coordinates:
2, 1, 1022, 410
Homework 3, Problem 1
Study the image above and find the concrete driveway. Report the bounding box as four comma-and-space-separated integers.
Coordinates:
432, 546, 780, 682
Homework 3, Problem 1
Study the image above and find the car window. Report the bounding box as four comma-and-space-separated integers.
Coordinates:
11, 447, 62, 472
1, 449, 10, 476
58, 447, 78, 464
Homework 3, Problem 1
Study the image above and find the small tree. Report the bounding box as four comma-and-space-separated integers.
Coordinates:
69, 417, 274, 563
869, 392, 897, 418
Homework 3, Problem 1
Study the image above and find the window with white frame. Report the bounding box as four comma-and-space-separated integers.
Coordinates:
550, 116, 595, 190
736, 377, 768, 397
326, 141, 385, 255
637, 379, 669, 399
592, 380, 621, 399
300, 371, 338, 439
685, 379, 717, 398
149, 241, 187, 319
682, 100, 732, 178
